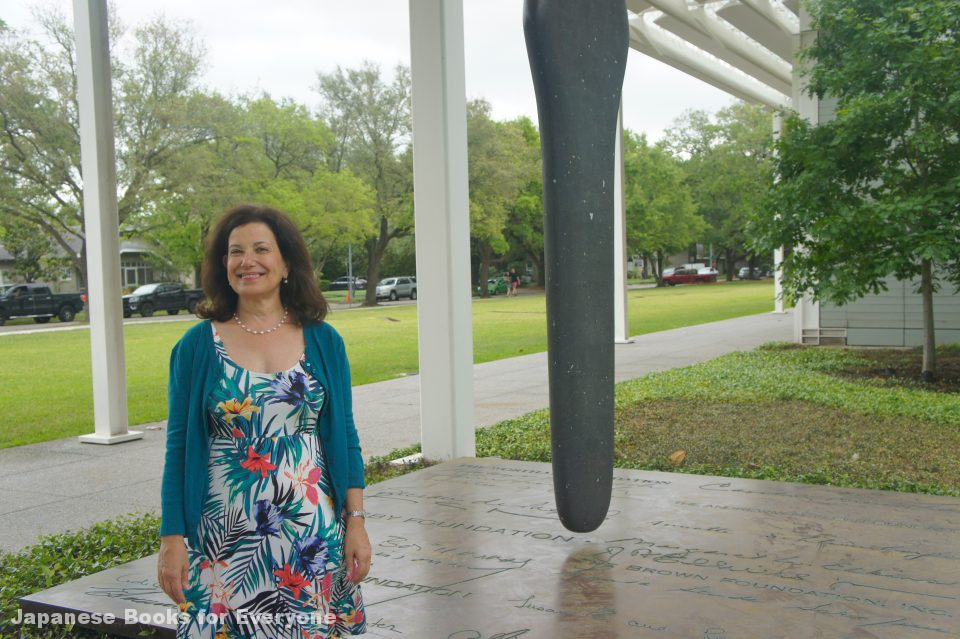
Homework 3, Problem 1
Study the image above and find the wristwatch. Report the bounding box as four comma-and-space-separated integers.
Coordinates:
344, 510, 367, 519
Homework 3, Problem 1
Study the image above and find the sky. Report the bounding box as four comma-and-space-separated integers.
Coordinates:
3, 0, 738, 142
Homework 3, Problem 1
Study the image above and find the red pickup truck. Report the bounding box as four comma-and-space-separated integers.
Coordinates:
662, 268, 717, 286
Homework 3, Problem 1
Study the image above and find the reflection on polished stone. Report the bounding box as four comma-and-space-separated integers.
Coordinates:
17, 458, 960, 638
361, 459, 960, 638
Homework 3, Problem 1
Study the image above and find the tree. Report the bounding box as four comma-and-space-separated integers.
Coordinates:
662, 103, 774, 280
145, 94, 375, 283
466, 100, 538, 295
315, 62, 412, 305
750, 0, 960, 381
0, 215, 70, 282
228, 95, 375, 278
0, 10, 212, 288
504, 116, 546, 286
245, 96, 333, 179
135, 93, 249, 284
622, 132, 704, 283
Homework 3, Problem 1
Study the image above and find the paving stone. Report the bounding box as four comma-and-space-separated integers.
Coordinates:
18, 458, 960, 638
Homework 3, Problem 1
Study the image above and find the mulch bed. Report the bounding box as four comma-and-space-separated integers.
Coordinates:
828, 346, 960, 393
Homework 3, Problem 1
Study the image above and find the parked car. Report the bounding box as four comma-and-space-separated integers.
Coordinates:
661, 268, 717, 286
738, 267, 766, 280
375, 276, 417, 301
475, 277, 509, 296
328, 276, 367, 291
123, 282, 203, 317
0, 283, 86, 325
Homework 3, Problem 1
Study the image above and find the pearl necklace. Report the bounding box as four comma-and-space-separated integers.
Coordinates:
233, 308, 288, 335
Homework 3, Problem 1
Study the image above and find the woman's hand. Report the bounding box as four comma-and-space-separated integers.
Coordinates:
343, 518, 372, 583
158, 535, 190, 604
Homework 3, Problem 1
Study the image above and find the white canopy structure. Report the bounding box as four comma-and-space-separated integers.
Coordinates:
624, 0, 809, 326
627, 0, 798, 109
74, 0, 809, 457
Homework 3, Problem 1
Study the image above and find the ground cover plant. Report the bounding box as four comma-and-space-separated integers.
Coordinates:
477, 343, 960, 496
0, 281, 773, 448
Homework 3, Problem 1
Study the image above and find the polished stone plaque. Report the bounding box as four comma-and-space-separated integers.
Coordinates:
16, 555, 177, 638
17, 458, 960, 638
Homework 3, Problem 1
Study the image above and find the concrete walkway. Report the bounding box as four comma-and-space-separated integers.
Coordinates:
0, 310, 793, 553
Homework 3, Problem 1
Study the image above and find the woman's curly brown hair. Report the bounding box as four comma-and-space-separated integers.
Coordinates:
197, 204, 328, 324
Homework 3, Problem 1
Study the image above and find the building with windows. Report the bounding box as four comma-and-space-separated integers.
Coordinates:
0, 235, 175, 293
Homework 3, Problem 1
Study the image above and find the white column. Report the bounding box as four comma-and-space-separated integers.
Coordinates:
789, 5, 820, 342
773, 247, 785, 313
772, 112, 785, 314
613, 103, 632, 343
409, 0, 475, 460
74, 0, 139, 444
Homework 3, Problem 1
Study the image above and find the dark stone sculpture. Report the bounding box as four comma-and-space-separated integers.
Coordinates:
523, 0, 628, 532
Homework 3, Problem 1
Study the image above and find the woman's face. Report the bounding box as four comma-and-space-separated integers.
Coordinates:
224, 222, 289, 302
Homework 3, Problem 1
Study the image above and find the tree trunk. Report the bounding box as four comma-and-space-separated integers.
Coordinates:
920, 257, 937, 382
361, 217, 392, 307
528, 251, 546, 286
654, 250, 665, 286
77, 243, 88, 292
479, 243, 492, 298
725, 248, 736, 281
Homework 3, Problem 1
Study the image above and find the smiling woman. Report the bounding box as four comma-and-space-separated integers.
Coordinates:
159, 204, 370, 638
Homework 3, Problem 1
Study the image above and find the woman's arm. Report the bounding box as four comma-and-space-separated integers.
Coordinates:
335, 331, 366, 490
343, 487, 372, 583
160, 337, 191, 536
158, 333, 195, 603
332, 329, 371, 582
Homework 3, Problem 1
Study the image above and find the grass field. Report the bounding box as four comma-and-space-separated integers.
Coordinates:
0, 281, 774, 448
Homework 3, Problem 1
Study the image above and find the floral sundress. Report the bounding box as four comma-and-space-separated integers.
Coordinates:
178, 326, 365, 639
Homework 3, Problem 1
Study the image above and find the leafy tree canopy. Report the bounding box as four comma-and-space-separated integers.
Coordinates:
663, 103, 774, 278
623, 132, 704, 278
0, 8, 210, 286
750, 0, 960, 377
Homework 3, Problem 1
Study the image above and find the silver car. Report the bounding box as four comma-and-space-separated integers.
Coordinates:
375, 276, 417, 301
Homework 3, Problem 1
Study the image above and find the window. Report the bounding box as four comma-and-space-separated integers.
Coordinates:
121, 257, 154, 288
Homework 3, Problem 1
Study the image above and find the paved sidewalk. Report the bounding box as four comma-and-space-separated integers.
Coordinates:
0, 310, 792, 553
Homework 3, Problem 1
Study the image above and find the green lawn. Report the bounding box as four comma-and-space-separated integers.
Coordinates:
0, 281, 774, 448
322, 290, 367, 304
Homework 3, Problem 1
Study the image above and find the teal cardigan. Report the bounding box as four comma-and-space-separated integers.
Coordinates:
160, 320, 365, 548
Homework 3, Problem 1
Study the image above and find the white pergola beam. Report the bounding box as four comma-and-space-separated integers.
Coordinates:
692, 5, 792, 84
73, 0, 140, 445
646, 0, 792, 85
409, 0, 475, 460
740, 0, 799, 36
630, 14, 790, 109
651, 14, 791, 94
716, 3, 794, 60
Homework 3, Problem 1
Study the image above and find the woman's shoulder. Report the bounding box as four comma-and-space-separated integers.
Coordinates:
175, 319, 212, 349
304, 319, 340, 343
303, 319, 331, 335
